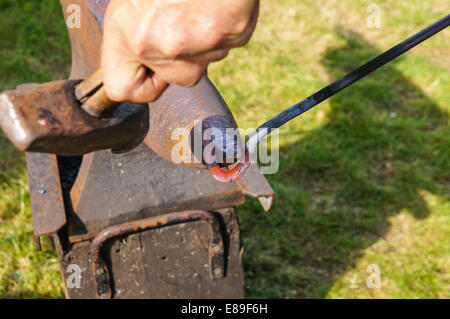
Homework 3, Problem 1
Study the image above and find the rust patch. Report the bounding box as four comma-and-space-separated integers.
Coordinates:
90, 210, 226, 299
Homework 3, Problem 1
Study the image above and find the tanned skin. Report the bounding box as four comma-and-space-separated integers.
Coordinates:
102, 0, 260, 103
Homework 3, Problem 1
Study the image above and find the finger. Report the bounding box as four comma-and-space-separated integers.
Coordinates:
181, 48, 230, 63
102, 40, 168, 102
127, 66, 169, 102
149, 60, 208, 87
217, 0, 260, 49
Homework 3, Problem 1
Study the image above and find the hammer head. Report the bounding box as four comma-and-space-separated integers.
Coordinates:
0, 80, 148, 156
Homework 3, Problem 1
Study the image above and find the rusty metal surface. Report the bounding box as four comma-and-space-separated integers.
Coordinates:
0, 80, 148, 156
61, 0, 103, 78
57, 208, 244, 299
144, 75, 241, 169
25, 153, 67, 238
91, 210, 225, 298
67, 144, 245, 242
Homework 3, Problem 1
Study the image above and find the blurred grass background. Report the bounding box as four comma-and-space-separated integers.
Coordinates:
0, 0, 449, 298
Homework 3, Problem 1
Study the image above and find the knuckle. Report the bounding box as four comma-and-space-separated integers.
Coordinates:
159, 33, 185, 58
161, 42, 183, 59
130, 32, 149, 58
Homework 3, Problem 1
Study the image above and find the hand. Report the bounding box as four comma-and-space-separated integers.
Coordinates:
102, 0, 259, 103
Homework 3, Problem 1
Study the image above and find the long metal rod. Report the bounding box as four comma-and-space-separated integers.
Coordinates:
208, 14, 449, 183
246, 14, 450, 151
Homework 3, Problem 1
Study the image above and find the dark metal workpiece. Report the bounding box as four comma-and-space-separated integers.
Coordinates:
91, 211, 225, 299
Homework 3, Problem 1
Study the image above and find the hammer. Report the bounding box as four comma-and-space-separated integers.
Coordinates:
0, 69, 149, 156
0, 68, 242, 169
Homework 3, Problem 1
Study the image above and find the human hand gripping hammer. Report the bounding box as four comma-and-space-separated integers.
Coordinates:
0, 68, 149, 156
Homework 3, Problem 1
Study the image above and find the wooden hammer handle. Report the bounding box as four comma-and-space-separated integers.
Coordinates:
75, 69, 120, 117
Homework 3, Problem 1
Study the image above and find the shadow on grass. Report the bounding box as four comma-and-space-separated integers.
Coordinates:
240, 31, 448, 298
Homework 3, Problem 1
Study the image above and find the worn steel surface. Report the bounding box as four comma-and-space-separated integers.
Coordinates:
61, 0, 103, 79
144, 75, 241, 169
58, 208, 244, 299
25, 153, 67, 249
91, 211, 225, 299
0, 80, 148, 155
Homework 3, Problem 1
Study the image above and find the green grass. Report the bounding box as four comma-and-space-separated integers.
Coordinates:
1, 0, 449, 298
0, 0, 69, 298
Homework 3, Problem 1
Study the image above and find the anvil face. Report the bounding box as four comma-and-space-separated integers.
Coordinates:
0, 80, 148, 156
